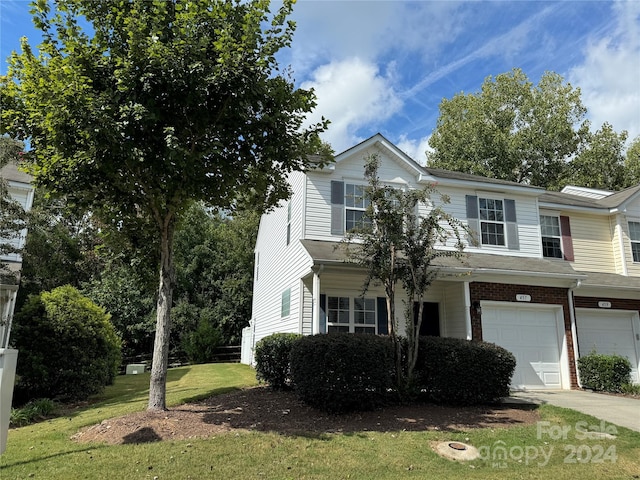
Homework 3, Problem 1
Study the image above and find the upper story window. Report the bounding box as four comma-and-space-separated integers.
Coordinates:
281, 288, 291, 318
326, 296, 376, 334
629, 221, 640, 262
465, 195, 519, 250
540, 215, 563, 258
345, 183, 370, 231
479, 198, 505, 246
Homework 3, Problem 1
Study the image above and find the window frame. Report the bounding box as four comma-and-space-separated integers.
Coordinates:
540, 214, 563, 259
629, 220, 640, 263
281, 288, 291, 318
478, 197, 506, 246
326, 295, 377, 334
344, 183, 370, 232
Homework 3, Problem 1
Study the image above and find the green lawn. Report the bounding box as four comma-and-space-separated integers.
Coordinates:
2, 363, 639, 479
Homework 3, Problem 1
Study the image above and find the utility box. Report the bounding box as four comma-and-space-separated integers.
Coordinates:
126, 363, 146, 375
0, 348, 18, 455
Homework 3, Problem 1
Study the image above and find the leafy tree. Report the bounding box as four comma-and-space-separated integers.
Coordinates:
0, 137, 28, 283
427, 68, 589, 190
11, 285, 121, 404
345, 154, 467, 390
567, 123, 628, 191
625, 136, 640, 187
2, 0, 329, 410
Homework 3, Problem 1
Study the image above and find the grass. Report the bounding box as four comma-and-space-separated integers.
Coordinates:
2, 363, 639, 479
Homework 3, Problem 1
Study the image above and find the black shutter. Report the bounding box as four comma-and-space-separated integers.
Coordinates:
330, 181, 345, 235
465, 195, 480, 246
504, 199, 519, 250
377, 297, 388, 335
319, 294, 327, 334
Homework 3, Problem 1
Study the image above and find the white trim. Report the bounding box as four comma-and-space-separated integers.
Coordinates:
464, 281, 472, 340
568, 289, 582, 388
617, 216, 628, 275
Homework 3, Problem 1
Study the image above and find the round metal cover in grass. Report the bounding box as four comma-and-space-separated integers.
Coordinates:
433, 441, 480, 461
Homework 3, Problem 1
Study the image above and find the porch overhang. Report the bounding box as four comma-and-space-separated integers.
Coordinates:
300, 239, 586, 287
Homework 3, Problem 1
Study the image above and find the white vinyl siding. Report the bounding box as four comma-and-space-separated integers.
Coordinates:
566, 213, 616, 273
251, 170, 312, 347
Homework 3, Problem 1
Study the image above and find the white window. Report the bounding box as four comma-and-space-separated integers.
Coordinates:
629, 221, 640, 263
327, 296, 376, 334
345, 183, 370, 231
281, 288, 291, 318
541, 215, 563, 259
479, 198, 505, 246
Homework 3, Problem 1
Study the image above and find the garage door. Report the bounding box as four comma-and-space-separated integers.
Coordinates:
576, 309, 640, 384
482, 303, 567, 390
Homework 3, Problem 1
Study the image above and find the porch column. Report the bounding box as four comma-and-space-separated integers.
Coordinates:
312, 267, 322, 334
464, 281, 472, 340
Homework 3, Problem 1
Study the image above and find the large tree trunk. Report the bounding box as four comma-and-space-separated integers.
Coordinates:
148, 212, 176, 411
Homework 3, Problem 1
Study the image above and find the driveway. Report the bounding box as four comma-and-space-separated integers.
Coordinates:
510, 390, 640, 433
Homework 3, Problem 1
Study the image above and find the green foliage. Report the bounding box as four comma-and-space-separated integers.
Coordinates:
1, 0, 330, 409
620, 382, 640, 395
577, 352, 631, 393
10, 398, 57, 427
174, 204, 259, 346
82, 258, 156, 359
427, 68, 590, 190
625, 135, 640, 186
254, 333, 301, 389
344, 154, 468, 389
567, 123, 628, 190
290, 334, 396, 413
413, 336, 516, 405
178, 304, 224, 364
11, 285, 122, 403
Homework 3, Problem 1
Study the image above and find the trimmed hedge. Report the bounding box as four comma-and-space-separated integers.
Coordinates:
413, 336, 516, 405
290, 333, 395, 413
254, 333, 301, 389
578, 352, 631, 393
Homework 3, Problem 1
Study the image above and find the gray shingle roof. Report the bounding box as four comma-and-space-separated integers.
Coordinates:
300, 239, 583, 280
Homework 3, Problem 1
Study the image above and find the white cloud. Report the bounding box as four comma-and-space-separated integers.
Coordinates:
568, 1, 640, 141
396, 134, 432, 165
301, 58, 403, 153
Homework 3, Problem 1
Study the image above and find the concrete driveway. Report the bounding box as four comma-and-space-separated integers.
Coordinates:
510, 390, 640, 433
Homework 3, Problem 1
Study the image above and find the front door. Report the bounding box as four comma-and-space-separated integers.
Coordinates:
414, 302, 440, 337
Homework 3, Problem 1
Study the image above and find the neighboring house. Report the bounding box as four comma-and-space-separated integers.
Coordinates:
241, 134, 640, 391
0, 161, 34, 348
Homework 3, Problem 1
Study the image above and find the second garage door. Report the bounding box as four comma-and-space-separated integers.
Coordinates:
482, 303, 568, 390
576, 309, 640, 384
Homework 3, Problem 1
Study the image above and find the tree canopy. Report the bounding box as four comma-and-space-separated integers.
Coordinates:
426, 68, 637, 191
1, 0, 330, 410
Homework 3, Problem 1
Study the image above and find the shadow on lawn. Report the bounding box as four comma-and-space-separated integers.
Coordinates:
196, 386, 540, 437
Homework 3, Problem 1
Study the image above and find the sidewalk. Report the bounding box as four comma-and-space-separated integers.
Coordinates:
509, 390, 640, 433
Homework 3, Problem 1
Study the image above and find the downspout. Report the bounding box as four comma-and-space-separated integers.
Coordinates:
312, 264, 324, 334
568, 279, 582, 389
616, 215, 628, 276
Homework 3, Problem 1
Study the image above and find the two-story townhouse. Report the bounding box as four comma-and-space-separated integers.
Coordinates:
0, 161, 34, 349
243, 134, 638, 393
538, 185, 640, 384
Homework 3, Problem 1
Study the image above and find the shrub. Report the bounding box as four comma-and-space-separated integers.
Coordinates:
11, 285, 122, 403
578, 352, 631, 393
181, 320, 223, 364
10, 398, 57, 427
413, 336, 515, 405
254, 333, 301, 389
290, 333, 396, 413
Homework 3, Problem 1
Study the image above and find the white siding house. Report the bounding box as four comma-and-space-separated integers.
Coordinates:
244, 134, 640, 393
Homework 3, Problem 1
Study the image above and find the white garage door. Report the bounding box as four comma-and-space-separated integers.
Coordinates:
482, 303, 567, 390
576, 309, 640, 385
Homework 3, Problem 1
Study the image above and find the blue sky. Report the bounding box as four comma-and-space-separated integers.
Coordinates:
2, 1, 639, 162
